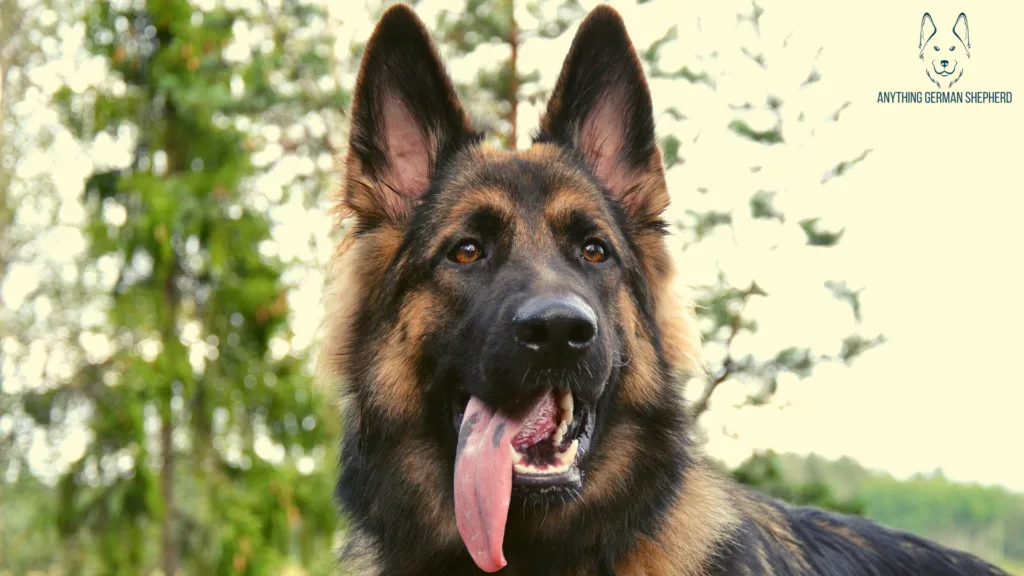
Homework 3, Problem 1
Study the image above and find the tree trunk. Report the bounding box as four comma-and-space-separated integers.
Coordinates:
508, 14, 518, 150
160, 414, 177, 576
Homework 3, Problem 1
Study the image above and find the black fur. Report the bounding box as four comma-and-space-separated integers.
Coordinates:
348, 7, 469, 179
533, 7, 657, 175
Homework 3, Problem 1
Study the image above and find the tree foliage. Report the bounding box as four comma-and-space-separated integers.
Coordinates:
4, 0, 344, 573
732, 450, 865, 515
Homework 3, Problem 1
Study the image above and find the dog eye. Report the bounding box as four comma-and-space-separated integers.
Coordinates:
934, 46, 940, 51
449, 240, 483, 264
581, 240, 609, 264
949, 46, 955, 51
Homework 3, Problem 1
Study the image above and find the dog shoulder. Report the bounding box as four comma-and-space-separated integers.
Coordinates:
711, 487, 1009, 576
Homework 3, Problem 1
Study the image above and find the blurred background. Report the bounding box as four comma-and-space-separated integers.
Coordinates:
1, 0, 1021, 574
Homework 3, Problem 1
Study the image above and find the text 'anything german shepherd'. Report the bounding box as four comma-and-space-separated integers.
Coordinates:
320, 4, 1008, 575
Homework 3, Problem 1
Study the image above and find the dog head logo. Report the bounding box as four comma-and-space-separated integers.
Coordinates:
919, 12, 970, 89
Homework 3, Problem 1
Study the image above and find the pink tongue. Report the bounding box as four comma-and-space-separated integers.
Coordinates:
454, 393, 557, 572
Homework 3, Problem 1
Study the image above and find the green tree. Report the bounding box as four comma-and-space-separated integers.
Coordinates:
732, 450, 865, 515
10, 0, 345, 573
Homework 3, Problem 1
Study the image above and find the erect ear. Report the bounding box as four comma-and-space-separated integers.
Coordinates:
953, 12, 970, 57
919, 12, 937, 57
536, 6, 668, 227
342, 4, 473, 229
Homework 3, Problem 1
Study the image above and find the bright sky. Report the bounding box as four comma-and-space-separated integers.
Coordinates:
5, 0, 1023, 492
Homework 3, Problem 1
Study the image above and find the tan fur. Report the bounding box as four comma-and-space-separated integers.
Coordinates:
401, 437, 462, 546
517, 141, 561, 162
370, 289, 437, 419
581, 421, 641, 507
655, 271, 705, 376
336, 529, 383, 576
754, 541, 775, 576
429, 186, 517, 255
317, 232, 362, 393
814, 518, 874, 552
317, 225, 403, 394
544, 187, 615, 234
616, 464, 742, 576
615, 288, 661, 407
737, 493, 811, 571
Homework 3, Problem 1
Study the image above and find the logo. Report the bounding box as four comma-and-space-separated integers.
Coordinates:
919, 12, 970, 89
875, 12, 1012, 105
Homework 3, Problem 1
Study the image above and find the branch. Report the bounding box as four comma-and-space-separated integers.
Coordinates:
691, 318, 741, 418
691, 359, 733, 418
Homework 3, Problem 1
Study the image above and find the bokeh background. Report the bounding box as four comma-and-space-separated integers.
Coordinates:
1, 0, 1022, 574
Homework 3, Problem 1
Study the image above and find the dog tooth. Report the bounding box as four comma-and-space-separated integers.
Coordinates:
559, 439, 579, 465
559, 391, 572, 412
552, 421, 568, 445
515, 460, 567, 475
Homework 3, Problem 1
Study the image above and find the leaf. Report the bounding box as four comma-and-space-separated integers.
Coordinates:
822, 148, 873, 183
661, 135, 683, 168
825, 280, 863, 321
750, 190, 783, 222
728, 119, 783, 144
799, 218, 844, 246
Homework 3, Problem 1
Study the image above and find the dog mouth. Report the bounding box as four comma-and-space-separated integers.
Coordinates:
451, 388, 595, 572
453, 389, 594, 487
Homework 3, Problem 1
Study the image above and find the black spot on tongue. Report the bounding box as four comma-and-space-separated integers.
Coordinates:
492, 422, 506, 448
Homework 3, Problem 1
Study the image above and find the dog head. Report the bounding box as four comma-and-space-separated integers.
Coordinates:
920, 12, 970, 89
323, 5, 702, 573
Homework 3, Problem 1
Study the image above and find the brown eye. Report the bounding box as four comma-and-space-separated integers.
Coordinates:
582, 240, 608, 264
450, 241, 483, 264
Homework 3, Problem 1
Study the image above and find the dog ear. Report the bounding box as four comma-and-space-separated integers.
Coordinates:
919, 12, 937, 57
536, 6, 668, 227
953, 13, 971, 57
342, 5, 473, 229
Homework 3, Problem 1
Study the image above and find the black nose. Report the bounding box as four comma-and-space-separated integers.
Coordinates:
513, 294, 597, 353
941, 60, 949, 67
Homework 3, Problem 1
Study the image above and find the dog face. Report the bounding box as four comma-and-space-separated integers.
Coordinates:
920, 12, 971, 89
323, 5, 702, 573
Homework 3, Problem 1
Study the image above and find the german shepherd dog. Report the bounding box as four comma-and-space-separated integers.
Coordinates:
321, 4, 1008, 575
